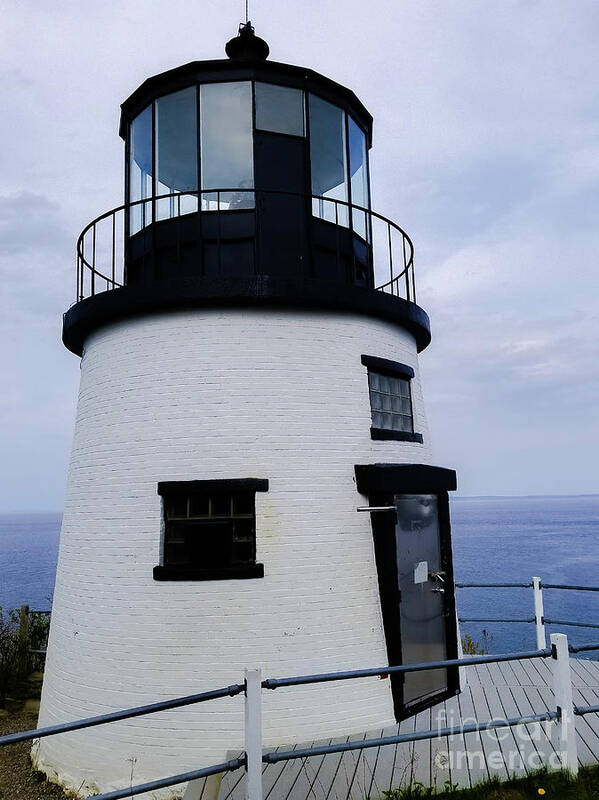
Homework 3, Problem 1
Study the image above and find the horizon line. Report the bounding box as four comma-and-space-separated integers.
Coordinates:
1, 492, 599, 515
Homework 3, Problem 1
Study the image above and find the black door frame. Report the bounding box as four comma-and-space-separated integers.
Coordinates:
355, 464, 460, 720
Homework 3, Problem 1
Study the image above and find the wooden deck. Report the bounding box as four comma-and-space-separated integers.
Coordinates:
214, 656, 599, 799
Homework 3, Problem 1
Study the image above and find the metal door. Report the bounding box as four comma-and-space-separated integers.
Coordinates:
254, 131, 308, 276
395, 494, 448, 709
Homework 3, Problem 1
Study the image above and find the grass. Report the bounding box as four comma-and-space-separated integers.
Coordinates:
378, 765, 599, 799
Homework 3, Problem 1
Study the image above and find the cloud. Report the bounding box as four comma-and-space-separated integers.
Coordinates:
0, 192, 70, 259
0, 0, 598, 506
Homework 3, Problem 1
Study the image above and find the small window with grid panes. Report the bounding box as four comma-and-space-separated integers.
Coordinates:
369, 371, 414, 433
362, 355, 424, 443
154, 479, 267, 580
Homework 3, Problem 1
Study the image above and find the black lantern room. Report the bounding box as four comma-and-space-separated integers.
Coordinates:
122, 23, 373, 289
64, 22, 430, 356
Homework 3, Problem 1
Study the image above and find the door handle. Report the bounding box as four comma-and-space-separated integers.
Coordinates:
431, 588, 445, 594
356, 506, 396, 512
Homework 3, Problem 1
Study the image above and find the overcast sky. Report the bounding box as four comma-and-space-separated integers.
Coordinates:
1, 0, 598, 511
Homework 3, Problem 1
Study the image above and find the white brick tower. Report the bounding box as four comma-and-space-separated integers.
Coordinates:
37, 24, 459, 798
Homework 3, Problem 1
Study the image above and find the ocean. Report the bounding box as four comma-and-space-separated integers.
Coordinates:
452, 494, 599, 655
0, 496, 598, 655
0, 512, 61, 612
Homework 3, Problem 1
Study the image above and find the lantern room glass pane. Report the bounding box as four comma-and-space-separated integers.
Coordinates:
309, 94, 348, 227
200, 81, 254, 210
349, 116, 369, 240
255, 82, 305, 136
155, 87, 198, 221
129, 105, 153, 234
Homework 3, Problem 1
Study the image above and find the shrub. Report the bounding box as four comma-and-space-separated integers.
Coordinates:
0, 607, 28, 707
0, 606, 49, 707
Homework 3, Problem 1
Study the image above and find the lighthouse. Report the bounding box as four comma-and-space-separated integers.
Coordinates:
37, 24, 459, 797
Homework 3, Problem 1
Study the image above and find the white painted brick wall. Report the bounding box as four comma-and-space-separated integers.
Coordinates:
37, 308, 433, 796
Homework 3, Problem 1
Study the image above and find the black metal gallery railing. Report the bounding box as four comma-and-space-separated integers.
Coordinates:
75, 190, 416, 305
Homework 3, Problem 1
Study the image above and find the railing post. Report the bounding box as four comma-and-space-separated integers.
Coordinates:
533, 576, 546, 650
18, 605, 30, 674
244, 668, 263, 800
551, 633, 578, 775
18, 604, 29, 639
456, 610, 467, 691
402, 235, 409, 301
91, 224, 96, 297
387, 224, 393, 294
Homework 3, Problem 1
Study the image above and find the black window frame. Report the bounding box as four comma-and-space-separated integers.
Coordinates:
153, 478, 268, 581
361, 354, 423, 443
125, 80, 371, 238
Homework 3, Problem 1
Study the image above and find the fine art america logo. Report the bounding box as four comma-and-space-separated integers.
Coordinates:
430, 708, 570, 772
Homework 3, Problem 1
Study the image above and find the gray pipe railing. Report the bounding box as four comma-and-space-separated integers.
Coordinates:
458, 616, 535, 624
456, 576, 599, 651
90, 758, 245, 800
0, 684, 244, 747
261, 647, 551, 690
2, 635, 597, 800
262, 711, 559, 764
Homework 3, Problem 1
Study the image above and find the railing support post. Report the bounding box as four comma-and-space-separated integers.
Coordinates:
18, 605, 29, 674
533, 576, 546, 650
244, 668, 263, 800
551, 633, 578, 775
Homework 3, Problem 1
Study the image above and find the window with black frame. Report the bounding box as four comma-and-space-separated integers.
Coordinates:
255, 82, 305, 136
361, 355, 424, 443
153, 479, 267, 580
309, 93, 349, 227
127, 81, 372, 237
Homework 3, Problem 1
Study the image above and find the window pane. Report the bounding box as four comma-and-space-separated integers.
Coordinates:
156, 87, 198, 221
189, 494, 209, 517
167, 497, 188, 518
255, 82, 304, 136
165, 541, 187, 565
129, 105, 153, 234
233, 540, 254, 563
233, 493, 253, 516
191, 520, 233, 567
309, 94, 348, 226
391, 415, 404, 432
211, 494, 231, 517
233, 519, 254, 541
348, 116, 369, 239
200, 82, 254, 209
